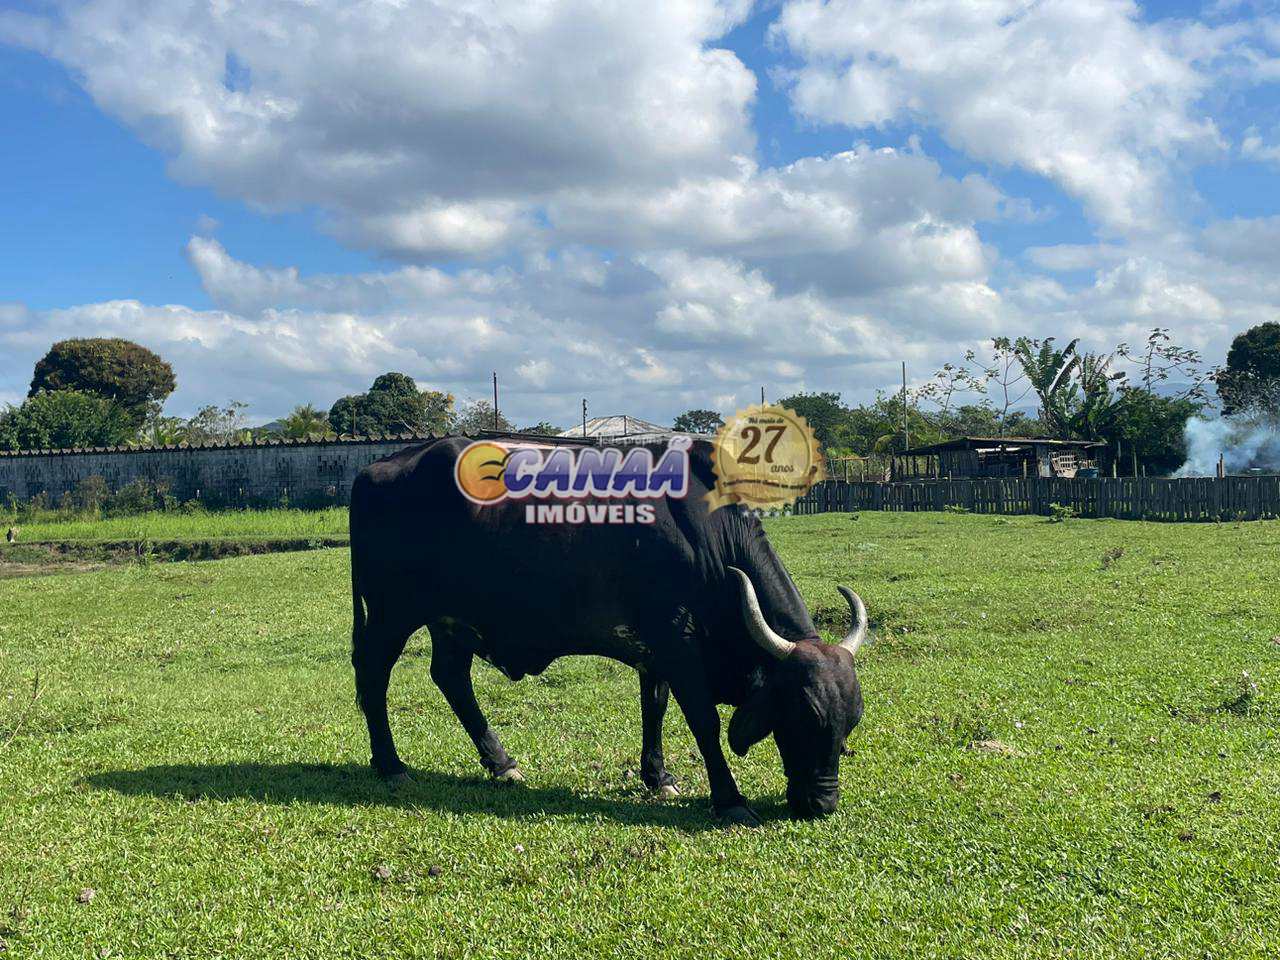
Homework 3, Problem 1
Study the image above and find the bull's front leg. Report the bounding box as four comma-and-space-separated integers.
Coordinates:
666, 662, 760, 827
428, 626, 522, 782
638, 671, 679, 798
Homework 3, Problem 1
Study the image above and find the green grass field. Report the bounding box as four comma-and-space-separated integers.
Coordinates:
4, 507, 349, 543
2, 512, 1278, 958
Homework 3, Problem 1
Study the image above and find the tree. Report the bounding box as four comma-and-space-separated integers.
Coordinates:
1217, 321, 1280, 415
29, 339, 175, 425
279, 404, 334, 439
133, 414, 187, 447
1116, 327, 1211, 401
0, 390, 133, 451
974, 338, 1035, 435
181, 401, 252, 445
519, 421, 561, 435
328, 373, 453, 436
1100, 391, 1201, 475
1013, 338, 1079, 437
775, 392, 850, 449
915, 362, 984, 418
327, 395, 366, 436
672, 409, 724, 434
1011, 338, 1125, 439
940, 403, 1041, 438
454, 400, 514, 435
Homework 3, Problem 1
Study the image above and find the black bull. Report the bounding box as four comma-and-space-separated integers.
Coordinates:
349, 436, 866, 824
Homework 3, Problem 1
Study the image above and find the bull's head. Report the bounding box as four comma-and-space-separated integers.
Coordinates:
725, 567, 866, 819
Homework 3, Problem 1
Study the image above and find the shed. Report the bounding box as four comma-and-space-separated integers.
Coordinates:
892, 437, 1105, 481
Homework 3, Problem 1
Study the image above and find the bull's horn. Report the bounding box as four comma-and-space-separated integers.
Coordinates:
727, 566, 796, 660
837, 586, 867, 656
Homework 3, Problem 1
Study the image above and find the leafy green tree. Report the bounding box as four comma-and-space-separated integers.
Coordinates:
29, 338, 175, 426
0, 390, 133, 451
672, 409, 724, 434
133, 413, 187, 447
279, 404, 334, 439
938, 403, 1041, 439
915, 362, 985, 418
776, 392, 851, 449
1117, 327, 1211, 402
974, 337, 1035, 435
181, 401, 252, 444
1217, 322, 1280, 415
329, 373, 453, 436
519, 420, 561, 435
327, 395, 366, 436
1099, 391, 1201, 475
454, 400, 514, 435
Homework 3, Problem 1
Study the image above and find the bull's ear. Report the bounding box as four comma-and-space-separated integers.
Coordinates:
728, 683, 775, 757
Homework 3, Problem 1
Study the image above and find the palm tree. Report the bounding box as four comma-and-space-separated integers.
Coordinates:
280, 404, 334, 440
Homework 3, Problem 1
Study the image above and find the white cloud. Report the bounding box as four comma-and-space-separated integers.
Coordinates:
772, 0, 1238, 233
5, 0, 756, 258
1202, 215, 1280, 266
1241, 126, 1280, 164
4, 1, 1280, 426
1024, 244, 1129, 272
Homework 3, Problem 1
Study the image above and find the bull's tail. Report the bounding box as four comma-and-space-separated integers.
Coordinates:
349, 498, 369, 672
351, 559, 366, 649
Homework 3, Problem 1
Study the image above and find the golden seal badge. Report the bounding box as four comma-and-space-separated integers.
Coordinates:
708, 404, 825, 511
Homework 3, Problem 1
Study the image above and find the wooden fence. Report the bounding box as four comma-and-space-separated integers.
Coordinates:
791, 475, 1280, 522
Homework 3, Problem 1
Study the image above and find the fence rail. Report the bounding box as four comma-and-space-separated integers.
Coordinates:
792, 476, 1280, 522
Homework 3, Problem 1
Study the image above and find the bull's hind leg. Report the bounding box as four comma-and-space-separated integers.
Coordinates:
353, 612, 415, 782
638, 672, 679, 798
428, 623, 521, 781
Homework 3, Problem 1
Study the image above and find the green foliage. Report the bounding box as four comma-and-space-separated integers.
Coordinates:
775, 391, 851, 448
180, 401, 253, 445
0, 389, 134, 451
518, 421, 561, 436
1099, 390, 1202, 474
72, 475, 109, 512
4, 506, 348, 542
29, 338, 175, 425
1217, 321, 1280, 415
454, 399, 514, 435
672, 409, 724, 434
329, 373, 454, 436
1116, 327, 1212, 402
1047, 502, 1078, 522
2, 513, 1279, 956
278, 403, 334, 439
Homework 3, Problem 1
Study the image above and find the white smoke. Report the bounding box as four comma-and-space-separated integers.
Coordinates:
1176, 412, 1280, 477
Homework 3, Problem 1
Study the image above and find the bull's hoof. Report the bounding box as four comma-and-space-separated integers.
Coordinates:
654, 783, 680, 800
717, 804, 762, 828
492, 766, 525, 785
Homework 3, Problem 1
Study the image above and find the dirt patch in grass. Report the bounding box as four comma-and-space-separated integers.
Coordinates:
0, 536, 349, 576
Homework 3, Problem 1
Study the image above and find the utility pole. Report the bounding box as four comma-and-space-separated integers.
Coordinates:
761, 386, 765, 406
902, 361, 910, 451
492, 371, 499, 431
582, 398, 587, 437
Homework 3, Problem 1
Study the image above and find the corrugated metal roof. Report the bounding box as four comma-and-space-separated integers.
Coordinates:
557, 415, 673, 438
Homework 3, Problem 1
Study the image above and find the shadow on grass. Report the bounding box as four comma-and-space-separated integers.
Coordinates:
84, 762, 772, 832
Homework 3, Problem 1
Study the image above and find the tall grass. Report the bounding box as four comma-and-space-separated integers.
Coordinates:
6, 507, 349, 542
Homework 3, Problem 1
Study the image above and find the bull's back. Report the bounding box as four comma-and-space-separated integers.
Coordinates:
349, 438, 698, 644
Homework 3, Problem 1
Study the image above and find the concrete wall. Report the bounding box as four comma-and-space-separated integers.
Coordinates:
0, 437, 434, 507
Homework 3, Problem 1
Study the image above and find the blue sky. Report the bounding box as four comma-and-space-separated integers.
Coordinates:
2, 0, 1279, 425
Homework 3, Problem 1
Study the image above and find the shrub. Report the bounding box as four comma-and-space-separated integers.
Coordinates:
1047, 502, 1078, 523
